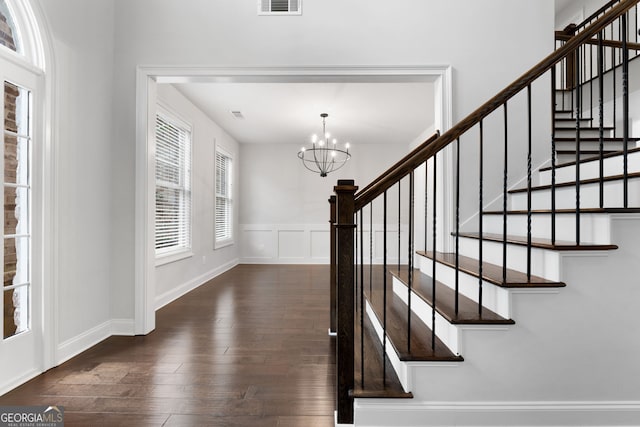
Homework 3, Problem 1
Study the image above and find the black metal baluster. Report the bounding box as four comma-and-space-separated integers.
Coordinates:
622, 12, 629, 208
502, 103, 508, 284
431, 154, 437, 350
551, 66, 557, 245
575, 46, 582, 245
589, 42, 594, 119
398, 181, 401, 272
455, 138, 460, 315
369, 202, 373, 296
425, 161, 428, 253
612, 44, 617, 138
408, 171, 414, 353
383, 191, 388, 384
527, 85, 532, 282
598, 31, 605, 209
355, 209, 359, 309
359, 208, 364, 388
479, 121, 484, 316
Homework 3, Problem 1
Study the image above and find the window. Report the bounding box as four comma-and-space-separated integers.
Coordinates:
155, 109, 192, 258
3, 80, 31, 339
0, 0, 22, 54
258, 0, 301, 15
215, 148, 233, 247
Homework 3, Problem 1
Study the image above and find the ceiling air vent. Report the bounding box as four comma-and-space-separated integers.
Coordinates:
230, 111, 244, 120
259, 0, 301, 15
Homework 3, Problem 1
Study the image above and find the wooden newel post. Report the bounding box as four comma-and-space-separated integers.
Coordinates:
334, 179, 357, 425
329, 195, 337, 336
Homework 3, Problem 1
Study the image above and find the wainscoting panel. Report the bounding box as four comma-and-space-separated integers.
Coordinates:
278, 229, 306, 260
240, 224, 408, 264
310, 229, 330, 261
240, 227, 274, 260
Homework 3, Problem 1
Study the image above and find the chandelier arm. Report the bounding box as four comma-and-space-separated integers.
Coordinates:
301, 160, 323, 174
311, 145, 323, 174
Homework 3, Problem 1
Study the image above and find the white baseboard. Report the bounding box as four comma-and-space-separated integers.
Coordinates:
354, 400, 640, 426
0, 369, 41, 397
240, 257, 328, 264
155, 258, 239, 310
110, 318, 136, 336
56, 319, 113, 365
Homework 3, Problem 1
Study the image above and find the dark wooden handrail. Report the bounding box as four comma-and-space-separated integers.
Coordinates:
354, 132, 439, 210
355, 0, 637, 212
574, 0, 623, 31
555, 34, 640, 51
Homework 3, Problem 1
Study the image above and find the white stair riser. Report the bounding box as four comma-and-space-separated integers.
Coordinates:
480, 213, 611, 244
457, 236, 561, 281
555, 140, 631, 152
538, 150, 640, 185
509, 179, 640, 210
392, 278, 460, 356
364, 301, 410, 391
554, 128, 613, 137
555, 91, 574, 106
554, 110, 578, 118
417, 256, 511, 319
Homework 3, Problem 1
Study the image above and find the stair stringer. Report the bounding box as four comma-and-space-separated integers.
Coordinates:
352, 214, 640, 426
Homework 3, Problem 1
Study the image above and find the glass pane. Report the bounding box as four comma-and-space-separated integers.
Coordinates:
4, 286, 28, 338
4, 82, 30, 186
4, 236, 29, 286
0, 0, 22, 54
5, 185, 29, 235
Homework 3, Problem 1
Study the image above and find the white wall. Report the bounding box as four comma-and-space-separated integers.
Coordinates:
26, 0, 557, 333
239, 142, 411, 263
34, 0, 116, 355
108, 0, 554, 319
154, 84, 240, 308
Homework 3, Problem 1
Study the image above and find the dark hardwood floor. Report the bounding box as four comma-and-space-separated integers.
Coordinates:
0, 264, 336, 426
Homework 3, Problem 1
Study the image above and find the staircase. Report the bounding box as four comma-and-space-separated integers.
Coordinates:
330, 1, 640, 426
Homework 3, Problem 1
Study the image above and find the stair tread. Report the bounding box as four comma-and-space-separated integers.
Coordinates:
483, 207, 640, 215
554, 126, 615, 131
417, 250, 564, 288
556, 150, 618, 155
363, 266, 463, 362
391, 267, 514, 323
554, 117, 593, 121
353, 313, 413, 399
455, 232, 618, 251
540, 147, 640, 171
555, 136, 640, 142
509, 171, 640, 193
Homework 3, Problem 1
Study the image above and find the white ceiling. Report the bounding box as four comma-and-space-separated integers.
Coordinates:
173, 81, 435, 147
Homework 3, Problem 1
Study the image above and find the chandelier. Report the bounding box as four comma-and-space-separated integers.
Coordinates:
298, 113, 351, 177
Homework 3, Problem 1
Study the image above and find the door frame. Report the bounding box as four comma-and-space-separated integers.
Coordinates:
0, 0, 55, 394
134, 65, 453, 334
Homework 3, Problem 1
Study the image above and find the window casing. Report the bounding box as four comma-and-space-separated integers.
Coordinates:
155, 109, 192, 259
258, 0, 301, 15
215, 148, 233, 248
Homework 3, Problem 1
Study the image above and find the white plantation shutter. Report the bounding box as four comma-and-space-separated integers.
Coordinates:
155, 112, 191, 256
215, 149, 233, 245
